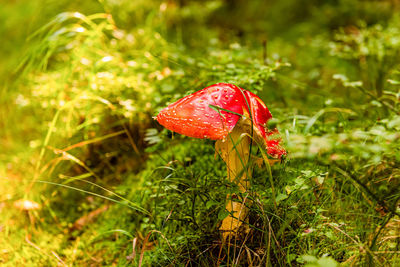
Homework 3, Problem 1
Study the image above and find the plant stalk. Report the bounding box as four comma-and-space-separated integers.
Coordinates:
216, 118, 252, 240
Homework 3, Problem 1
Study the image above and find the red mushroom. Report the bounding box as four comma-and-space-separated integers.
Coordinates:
156, 83, 286, 239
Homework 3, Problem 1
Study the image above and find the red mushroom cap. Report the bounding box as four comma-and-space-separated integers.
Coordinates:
156, 83, 246, 140
243, 91, 287, 157
156, 83, 286, 158
243, 90, 272, 139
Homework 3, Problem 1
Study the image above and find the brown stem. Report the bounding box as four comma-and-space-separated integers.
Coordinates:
216, 118, 252, 240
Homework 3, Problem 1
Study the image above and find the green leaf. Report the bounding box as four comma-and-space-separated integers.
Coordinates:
206, 200, 218, 209
302, 255, 317, 262
276, 193, 288, 203
387, 79, 400, 85
218, 209, 230, 220
316, 257, 338, 267
208, 104, 243, 117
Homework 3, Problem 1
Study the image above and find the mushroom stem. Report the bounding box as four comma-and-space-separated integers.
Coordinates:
216, 118, 252, 240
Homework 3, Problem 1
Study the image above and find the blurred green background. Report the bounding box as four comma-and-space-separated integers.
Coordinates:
0, 0, 399, 266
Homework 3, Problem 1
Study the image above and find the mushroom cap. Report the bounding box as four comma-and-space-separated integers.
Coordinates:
156, 83, 286, 158
156, 83, 245, 140
243, 91, 287, 157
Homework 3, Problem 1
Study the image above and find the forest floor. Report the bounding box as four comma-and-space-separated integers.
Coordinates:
1, 0, 400, 266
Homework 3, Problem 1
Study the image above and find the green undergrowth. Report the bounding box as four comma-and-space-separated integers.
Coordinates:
68, 111, 400, 266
